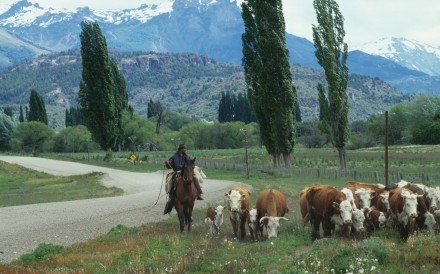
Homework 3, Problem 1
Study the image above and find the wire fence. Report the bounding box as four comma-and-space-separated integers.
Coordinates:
146, 157, 440, 186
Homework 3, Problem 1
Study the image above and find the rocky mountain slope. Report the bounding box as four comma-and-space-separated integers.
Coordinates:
0, 50, 410, 126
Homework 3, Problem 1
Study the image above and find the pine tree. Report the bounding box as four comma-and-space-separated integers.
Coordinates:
78, 21, 128, 150
312, 0, 349, 169
242, 0, 297, 168
28, 89, 48, 125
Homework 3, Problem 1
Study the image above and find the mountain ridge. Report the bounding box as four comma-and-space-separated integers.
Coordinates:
0, 50, 410, 129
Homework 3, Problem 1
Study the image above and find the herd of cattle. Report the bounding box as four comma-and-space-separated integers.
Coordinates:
204, 180, 440, 242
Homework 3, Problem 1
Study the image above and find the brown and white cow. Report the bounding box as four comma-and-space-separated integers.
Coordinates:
345, 181, 386, 211
340, 187, 365, 234
364, 208, 387, 233
256, 189, 289, 239
247, 208, 259, 241
225, 187, 251, 239
388, 187, 421, 241
304, 184, 353, 240
205, 205, 224, 234
396, 180, 436, 231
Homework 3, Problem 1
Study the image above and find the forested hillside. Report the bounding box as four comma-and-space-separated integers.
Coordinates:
0, 50, 410, 128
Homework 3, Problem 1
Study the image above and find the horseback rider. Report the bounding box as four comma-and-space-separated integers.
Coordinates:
163, 144, 203, 215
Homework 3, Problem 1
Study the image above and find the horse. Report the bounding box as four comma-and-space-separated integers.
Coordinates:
174, 157, 197, 232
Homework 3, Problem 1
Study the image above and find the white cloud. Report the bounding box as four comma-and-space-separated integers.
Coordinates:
284, 0, 440, 47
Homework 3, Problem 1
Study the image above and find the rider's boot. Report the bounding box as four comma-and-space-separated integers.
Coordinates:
163, 191, 175, 214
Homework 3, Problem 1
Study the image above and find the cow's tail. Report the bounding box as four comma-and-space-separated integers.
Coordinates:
304, 186, 317, 223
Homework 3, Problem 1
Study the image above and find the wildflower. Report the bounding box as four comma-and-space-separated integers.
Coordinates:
331, 269, 335, 273
243, 269, 247, 273
359, 269, 364, 274
370, 266, 376, 271
271, 242, 274, 245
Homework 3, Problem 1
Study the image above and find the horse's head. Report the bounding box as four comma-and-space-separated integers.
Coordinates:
181, 157, 196, 183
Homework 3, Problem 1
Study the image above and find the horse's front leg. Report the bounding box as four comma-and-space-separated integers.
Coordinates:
177, 206, 185, 233
186, 208, 193, 232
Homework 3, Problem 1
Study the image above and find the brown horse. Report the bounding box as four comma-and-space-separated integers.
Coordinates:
174, 157, 197, 232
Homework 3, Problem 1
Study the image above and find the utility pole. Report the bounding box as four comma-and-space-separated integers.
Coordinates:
385, 111, 389, 186
241, 129, 249, 179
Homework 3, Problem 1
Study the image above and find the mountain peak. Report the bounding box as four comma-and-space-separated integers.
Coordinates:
354, 37, 440, 76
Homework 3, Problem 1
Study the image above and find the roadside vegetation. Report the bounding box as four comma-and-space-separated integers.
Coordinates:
0, 161, 122, 207
0, 146, 439, 273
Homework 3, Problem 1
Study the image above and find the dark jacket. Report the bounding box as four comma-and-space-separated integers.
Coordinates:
169, 152, 190, 172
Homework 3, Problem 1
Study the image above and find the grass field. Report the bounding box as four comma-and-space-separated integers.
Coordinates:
1, 146, 440, 273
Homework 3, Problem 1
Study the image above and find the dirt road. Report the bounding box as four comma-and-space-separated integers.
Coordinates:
0, 156, 244, 263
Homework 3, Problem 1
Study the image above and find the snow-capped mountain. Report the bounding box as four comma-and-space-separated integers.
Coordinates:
0, 0, 439, 95
0, 0, 250, 62
354, 37, 440, 76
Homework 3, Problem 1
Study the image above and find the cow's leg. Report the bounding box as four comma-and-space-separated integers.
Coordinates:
239, 216, 246, 239
230, 217, 238, 237
311, 214, 321, 240
322, 217, 332, 237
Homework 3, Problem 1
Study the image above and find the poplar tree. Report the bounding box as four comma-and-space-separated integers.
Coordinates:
218, 92, 234, 123
312, 0, 349, 169
78, 21, 128, 150
28, 89, 48, 125
242, 0, 297, 168
19, 105, 24, 122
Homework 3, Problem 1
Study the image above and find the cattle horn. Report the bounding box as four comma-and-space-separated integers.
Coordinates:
260, 216, 269, 223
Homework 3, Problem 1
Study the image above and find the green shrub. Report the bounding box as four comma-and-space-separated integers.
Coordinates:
20, 243, 64, 264
107, 224, 139, 235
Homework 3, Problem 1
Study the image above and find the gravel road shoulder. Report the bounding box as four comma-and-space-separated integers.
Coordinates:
0, 156, 248, 263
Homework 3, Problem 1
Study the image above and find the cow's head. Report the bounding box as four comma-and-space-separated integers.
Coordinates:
260, 216, 288, 238
380, 191, 390, 211
401, 189, 421, 218
215, 205, 224, 215
215, 205, 224, 218
355, 188, 375, 210
351, 208, 365, 232
225, 189, 245, 212
424, 212, 436, 232
426, 187, 440, 212
378, 212, 387, 228
248, 208, 258, 230
333, 200, 353, 224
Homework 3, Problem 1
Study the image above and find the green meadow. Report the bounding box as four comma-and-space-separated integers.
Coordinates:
1, 146, 440, 273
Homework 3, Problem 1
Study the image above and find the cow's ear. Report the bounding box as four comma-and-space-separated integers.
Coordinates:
279, 217, 289, 221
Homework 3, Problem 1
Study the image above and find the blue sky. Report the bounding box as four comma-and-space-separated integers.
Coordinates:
2, 0, 440, 47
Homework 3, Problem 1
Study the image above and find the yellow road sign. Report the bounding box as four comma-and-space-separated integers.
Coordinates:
130, 154, 137, 161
